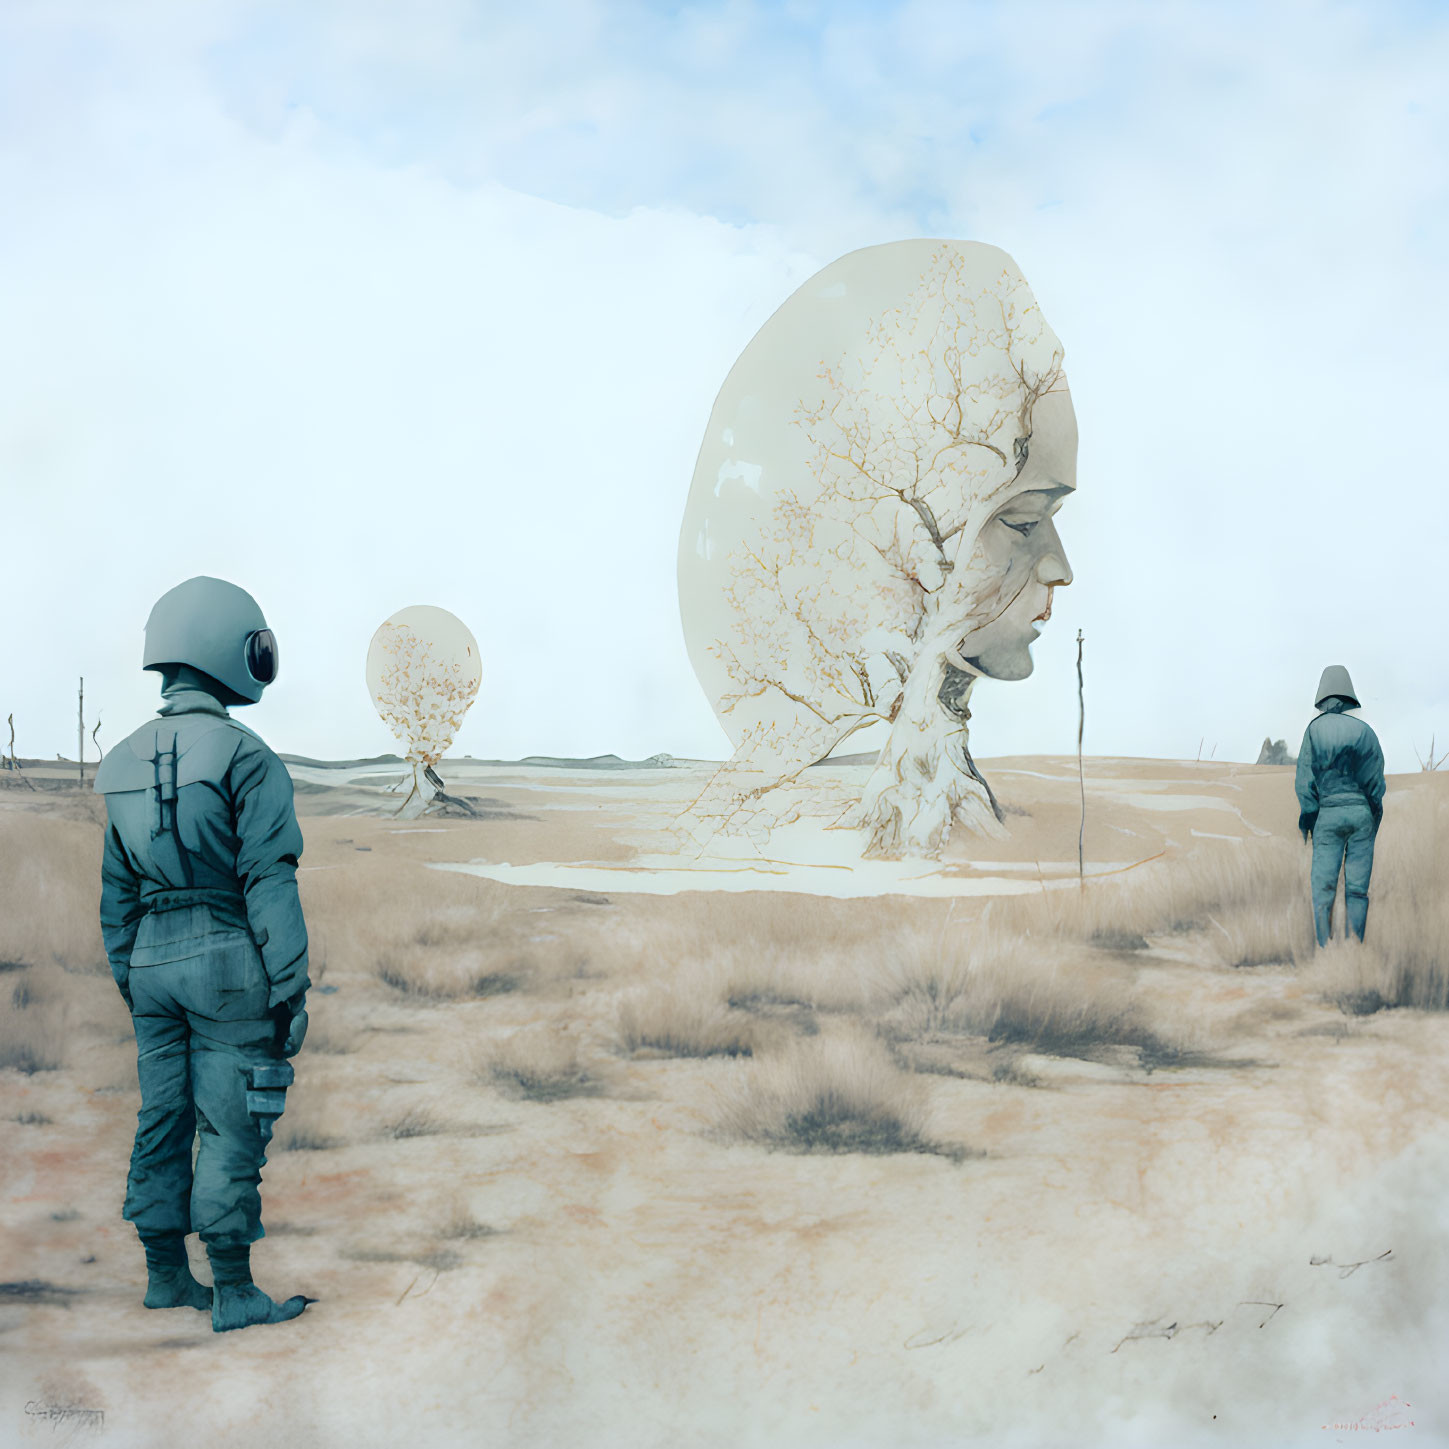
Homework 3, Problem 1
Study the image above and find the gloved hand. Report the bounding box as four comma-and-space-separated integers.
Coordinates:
1298, 811, 1318, 842
270, 992, 308, 1057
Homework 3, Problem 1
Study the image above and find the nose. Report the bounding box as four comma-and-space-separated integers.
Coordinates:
1034, 517, 1072, 587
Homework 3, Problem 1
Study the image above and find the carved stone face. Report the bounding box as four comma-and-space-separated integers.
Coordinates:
679, 240, 1069, 767
950, 387, 1077, 682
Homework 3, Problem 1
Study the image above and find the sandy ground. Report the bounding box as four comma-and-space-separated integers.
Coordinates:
2, 757, 1447, 1449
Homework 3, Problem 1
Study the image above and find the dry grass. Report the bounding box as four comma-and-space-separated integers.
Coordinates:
616, 983, 760, 1058
981, 836, 1322, 975
300, 1003, 361, 1055
719, 940, 877, 1017
715, 1026, 959, 1158
381, 1106, 446, 1139
0, 965, 74, 1073
375, 946, 525, 1002
875, 930, 1185, 1064
271, 1089, 348, 1152
0, 813, 107, 973
482, 1027, 607, 1102
597, 892, 948, 986
297, 864, 543, 1000
438, 1213, 499, 1241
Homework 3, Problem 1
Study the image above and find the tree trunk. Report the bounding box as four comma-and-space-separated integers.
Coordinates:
395, 760, 438, 819
852, 626, 1004, 858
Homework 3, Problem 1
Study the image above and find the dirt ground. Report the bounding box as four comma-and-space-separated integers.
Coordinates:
2, 757, 1447, 1449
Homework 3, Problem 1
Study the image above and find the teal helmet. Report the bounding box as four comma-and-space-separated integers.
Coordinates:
143, 576, 278, 704
1314, 664, 1359, 710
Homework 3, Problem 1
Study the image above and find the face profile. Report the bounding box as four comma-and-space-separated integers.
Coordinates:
949, 388, 1077, 682
678, 238, 1074, 855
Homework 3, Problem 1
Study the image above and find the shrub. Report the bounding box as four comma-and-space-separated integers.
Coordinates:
617, 988, 758, 1058
716, 1028, 961, 1158
483, 1028, 605, 1102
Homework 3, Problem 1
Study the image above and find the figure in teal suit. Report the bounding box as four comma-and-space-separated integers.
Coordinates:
1294, 665, 1386, 948
95, 576, 312, 1332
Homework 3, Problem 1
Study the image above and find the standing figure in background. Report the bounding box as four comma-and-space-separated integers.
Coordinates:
95, 576, 312, 1332
1295, 665, 1386, 947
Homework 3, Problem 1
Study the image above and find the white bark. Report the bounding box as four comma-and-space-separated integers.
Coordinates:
395, 760, 439, 820
852, 619, 1005, 858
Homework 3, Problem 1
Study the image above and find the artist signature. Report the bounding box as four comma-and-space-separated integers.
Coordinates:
1322, 1395, 1414, 1433
23, 1401, 105, 1432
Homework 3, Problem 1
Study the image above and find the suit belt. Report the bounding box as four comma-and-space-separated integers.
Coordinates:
143, 887, 248, 916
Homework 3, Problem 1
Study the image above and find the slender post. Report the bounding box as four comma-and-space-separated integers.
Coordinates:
1076, 630, 1085, 886
92, 716, 103, 764
78, 677, 85, 785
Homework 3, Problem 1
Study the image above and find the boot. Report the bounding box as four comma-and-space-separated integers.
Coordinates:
145, 1265, 212, 1311
207, 1242, 310, 1334
212, 1283, 309, 1333
139, 1231, 210, 1311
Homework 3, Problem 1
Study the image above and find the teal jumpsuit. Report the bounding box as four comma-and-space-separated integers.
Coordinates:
1294, 700, 1385, 946
96, 683, 309, 1250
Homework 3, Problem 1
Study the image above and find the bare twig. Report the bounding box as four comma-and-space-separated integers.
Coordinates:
4, 713, 35, 788
1414, 735, 1447, 771
1076, 630, 1085, 885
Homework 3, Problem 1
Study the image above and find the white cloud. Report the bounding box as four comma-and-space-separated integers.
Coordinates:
2, 1, 1446, 772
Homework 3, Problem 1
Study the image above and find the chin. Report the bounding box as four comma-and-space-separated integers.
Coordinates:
960, 645, 1035, 682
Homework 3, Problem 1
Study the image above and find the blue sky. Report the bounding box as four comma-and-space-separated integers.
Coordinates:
2, 1, 1447, 770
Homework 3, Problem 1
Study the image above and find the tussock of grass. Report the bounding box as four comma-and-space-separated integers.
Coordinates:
13, 1111, 53, 1125
0, 966, 71, 1073
719, 941, 876, 1017
439, 1215, 498, 1241
878, 932, 1184, 1064
617, 988, 758, 1058
273, 1126, 344, 1152
483, 1028, 605, 1102
382, 1107, 445, 1139
991, 1057, 1044, 1088
1203, 900, 1313, 970
376, 950, 524, 1002
718, 1029, 960, 1158
272, 1093, 346, 1152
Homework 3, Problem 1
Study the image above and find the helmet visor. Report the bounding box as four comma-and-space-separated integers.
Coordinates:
245, 629, 279, 685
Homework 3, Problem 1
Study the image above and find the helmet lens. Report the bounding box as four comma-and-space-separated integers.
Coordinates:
245, 629, 278, 685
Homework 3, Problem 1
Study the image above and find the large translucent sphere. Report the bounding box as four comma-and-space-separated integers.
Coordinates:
366, 605, 482, 766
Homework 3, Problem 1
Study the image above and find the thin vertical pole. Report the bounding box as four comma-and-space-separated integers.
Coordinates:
1076, 631, 1085, 886
78, 677, 84, 785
